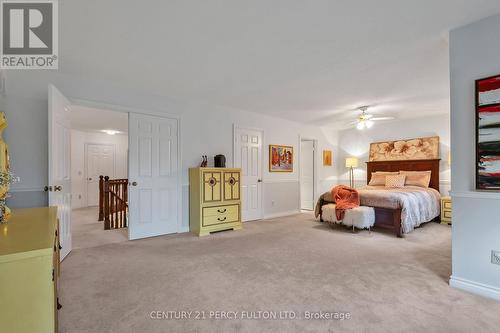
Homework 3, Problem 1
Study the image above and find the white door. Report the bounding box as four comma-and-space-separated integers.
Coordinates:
86, 144, 114, 206
128, 113, 179, 240
300, 140, 315, 211
48, 85, 72, 261
234, 127, 263, 221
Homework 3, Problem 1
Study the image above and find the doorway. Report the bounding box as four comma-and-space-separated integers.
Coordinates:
69, 104, 129, 249
300, 139, 316, 211
86, 144, 115, 207
48, 85, 182, 259
233, 126, 264, 221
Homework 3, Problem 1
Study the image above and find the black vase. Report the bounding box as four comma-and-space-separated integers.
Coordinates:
214, 155, 226, 168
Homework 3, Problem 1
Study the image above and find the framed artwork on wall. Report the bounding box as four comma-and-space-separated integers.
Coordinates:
269, 145, 293, 172
368, 136, 439, 161
323, 150, 332, 166
476, 74, 500, 190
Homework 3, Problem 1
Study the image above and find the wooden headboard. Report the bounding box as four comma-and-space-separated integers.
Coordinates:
366, 159, 441, 192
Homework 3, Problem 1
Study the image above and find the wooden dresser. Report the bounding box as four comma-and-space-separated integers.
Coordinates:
0, 207, 60, 333
189, 168, 242, 236
441, 196, 452, 225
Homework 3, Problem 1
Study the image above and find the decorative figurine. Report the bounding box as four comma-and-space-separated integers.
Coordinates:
200, 155, 208, 167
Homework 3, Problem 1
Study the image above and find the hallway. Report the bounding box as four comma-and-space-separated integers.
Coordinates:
71, 207, 128, 250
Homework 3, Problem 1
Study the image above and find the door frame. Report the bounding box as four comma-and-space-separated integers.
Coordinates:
70, 98, 184, 235
298, 136, 318, 211
84, 142, 116, 207
232, 124, 265, 221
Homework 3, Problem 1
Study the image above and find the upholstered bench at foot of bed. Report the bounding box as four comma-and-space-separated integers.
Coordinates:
321, 204, 375, 231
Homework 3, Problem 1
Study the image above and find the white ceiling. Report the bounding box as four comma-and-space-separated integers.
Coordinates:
70, 105, 128, 134
61, 1, 500, 126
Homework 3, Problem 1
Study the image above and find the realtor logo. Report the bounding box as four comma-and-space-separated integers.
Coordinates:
0, 0, 58, 69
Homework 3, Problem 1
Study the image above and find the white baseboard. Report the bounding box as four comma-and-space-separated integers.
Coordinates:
264, 210, 301, 220
178, 225, 190, 233
449, 276, 500, 301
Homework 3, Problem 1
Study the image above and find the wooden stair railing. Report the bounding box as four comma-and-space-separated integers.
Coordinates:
99, 176, 128, 230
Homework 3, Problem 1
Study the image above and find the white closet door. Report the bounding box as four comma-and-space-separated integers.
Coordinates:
234, 127, 263, 221
128, 113, 180, 240
48, 85, 72, 261
300, 140, 315, 211
86, 144, 114, 206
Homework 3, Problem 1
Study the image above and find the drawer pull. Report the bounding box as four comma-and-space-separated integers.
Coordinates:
218, 208, 227, 213
217, 217, 227, 222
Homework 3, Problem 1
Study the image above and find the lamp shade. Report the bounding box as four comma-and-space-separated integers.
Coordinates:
345, 157, 359, 168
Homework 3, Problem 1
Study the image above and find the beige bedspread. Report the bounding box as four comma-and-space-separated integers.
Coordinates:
316, 186, 441, 234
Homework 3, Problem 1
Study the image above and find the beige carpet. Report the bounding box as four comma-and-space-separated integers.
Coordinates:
71, 207, 128, 250
59, 213, 500, 333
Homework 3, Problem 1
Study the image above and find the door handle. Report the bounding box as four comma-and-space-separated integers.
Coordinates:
44, 186, 53, 192
130, 182, 138, 186
257, 179, 263, 183
88, 177, 92, 181
54, 185, 62, 192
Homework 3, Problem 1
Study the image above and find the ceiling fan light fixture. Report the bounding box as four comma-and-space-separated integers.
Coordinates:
365, 120, 374, 128
356, 121, 365, 130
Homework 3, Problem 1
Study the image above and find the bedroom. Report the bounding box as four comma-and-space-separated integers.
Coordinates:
1, 1, 500, 332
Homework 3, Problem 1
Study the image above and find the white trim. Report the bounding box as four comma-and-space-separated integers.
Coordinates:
451, 191, 500, 200
233, 124, 265, 221
263, 179, 298, 183
299, 136, 318, 211
450, 276, 500, 301
178, 226, 190, 233
9, 186, 46, 192
71, 98, 181, 121
69, 97, 183, 236
264, 210, 301, 220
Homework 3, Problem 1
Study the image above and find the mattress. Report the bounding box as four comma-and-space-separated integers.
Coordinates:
357, 185, 441, 233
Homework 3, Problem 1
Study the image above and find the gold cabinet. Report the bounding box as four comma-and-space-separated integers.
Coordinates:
0, 207, 60, 333
441, 196, 452, 225
190, 168, 242, 236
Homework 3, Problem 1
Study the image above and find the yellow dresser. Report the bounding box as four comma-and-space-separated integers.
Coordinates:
0, 207, 60, 333
189, 168, 242, 236
441, 196, 452, 224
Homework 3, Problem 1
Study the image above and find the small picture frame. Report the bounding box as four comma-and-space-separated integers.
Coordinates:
269, 145, 293, 172
323, 150, 332, 166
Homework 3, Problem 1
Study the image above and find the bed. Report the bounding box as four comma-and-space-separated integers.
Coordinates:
317, 159, 441, 237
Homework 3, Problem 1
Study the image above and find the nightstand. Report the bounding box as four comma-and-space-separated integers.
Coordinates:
441, 196, 452, 225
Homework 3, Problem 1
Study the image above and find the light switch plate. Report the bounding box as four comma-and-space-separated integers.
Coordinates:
491, 251, 500, 265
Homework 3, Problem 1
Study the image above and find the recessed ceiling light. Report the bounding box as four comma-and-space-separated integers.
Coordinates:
102, 129, 120, 135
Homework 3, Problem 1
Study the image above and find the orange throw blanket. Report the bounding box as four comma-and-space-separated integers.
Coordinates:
332, 185, 360, 221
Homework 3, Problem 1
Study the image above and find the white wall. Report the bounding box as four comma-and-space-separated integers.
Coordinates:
0, 69, 338, 224
71, 130, 128, 209
449, 14, 500, 301
336, 114, 451, 194
180, 104, 339, 224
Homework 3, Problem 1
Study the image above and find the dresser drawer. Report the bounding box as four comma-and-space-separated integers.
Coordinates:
443, 210, 452, 219
443, 201, 452, 209
202, 205, 239, 226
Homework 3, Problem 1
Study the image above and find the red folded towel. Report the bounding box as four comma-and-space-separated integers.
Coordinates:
332, 185, 360, 221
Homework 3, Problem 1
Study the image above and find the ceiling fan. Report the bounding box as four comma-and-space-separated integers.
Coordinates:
351, 106, 395, 130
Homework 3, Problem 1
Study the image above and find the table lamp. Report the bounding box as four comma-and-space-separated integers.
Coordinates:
345, 157, 359, 188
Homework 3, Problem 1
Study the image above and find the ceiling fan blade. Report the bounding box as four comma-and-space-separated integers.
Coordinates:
371, 116, 395, 121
